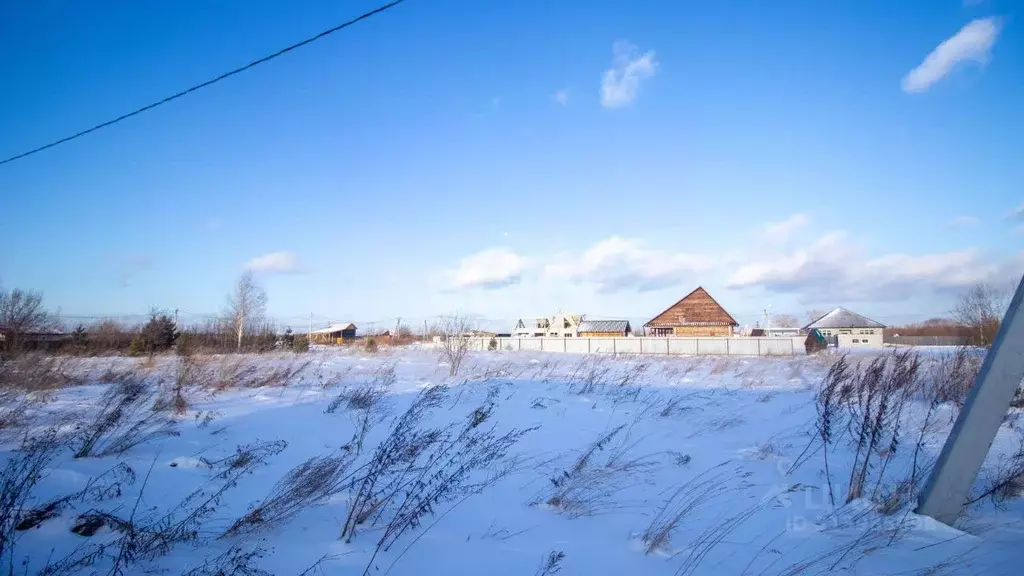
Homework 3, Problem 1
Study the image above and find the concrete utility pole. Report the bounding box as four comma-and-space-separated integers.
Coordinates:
917, 275, 1024, 525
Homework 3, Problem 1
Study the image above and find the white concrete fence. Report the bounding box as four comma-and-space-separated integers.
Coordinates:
467, 336, 801, 357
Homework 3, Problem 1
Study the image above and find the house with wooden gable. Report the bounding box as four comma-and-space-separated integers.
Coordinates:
309, 323, 357, 344
644, 287, 739, 337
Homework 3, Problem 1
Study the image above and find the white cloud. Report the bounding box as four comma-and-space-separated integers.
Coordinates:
600, 41, 658, 108
245, 251, 304, 274
554, 89, 569, 106
950, 215, 980, 228
763, 213, 808, 242
447, 248, 529, 290
727, 230, 1008, 301
545, 237, 713, 293
901, 18, 1001, 93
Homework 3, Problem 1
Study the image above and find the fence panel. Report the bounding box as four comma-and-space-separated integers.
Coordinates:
668, 339, 699, 355
470, 337, 794, 356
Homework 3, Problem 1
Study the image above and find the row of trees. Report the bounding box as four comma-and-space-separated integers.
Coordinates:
0, 272, 298, 356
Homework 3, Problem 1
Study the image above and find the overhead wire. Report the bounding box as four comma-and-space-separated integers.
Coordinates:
0, 0, 408, 166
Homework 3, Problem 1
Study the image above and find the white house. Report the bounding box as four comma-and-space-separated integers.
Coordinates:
547, 312, 584, 337
804, 308, 885, 347
513, 317, 550, 337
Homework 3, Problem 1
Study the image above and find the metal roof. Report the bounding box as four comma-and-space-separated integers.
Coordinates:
803, 308, 885, 330
578, 320, 631, 333
310, 323, 356, 334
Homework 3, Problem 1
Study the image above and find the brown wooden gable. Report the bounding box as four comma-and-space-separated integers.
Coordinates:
644, 286, 739, 327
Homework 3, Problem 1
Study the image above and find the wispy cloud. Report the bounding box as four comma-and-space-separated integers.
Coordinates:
553, 89, 569, 106
245, 251, 305, 274
901, 17, 1001, 93
950, 215, 980, 228
545, 237, 713, 293
726, 230, 1012, 302
1009, 202, 1024, 220
600, 41, 658, 108
446, 248, 529, 290
763, 213, 808, 243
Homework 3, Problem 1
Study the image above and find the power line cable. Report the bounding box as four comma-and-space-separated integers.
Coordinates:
0, 0, 408, 166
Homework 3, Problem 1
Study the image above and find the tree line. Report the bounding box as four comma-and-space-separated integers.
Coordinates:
0, 272, 309, 357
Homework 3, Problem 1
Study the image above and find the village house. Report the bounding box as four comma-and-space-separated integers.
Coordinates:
512, 317, 549, 337
547, 312, 583, 337
803, 308, 885, 347
644, 287, 739, 337
309, 322, 357, 344
577, 320, 632, 337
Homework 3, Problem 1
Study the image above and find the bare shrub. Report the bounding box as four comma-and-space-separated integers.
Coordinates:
182, 542, 271, 576
642, 462, 735, 554
968, 432, 1024, 507
0, 430, 62, 564
844, 351, 920, 503
326, 363, 395, 415
73, 380, 178, 458
291, 335, 309, 353
0, 353, 83, 392
437, 314, 473, 377
41, 439, 280, 576
539, 425, 656, 517
199, 440, 288, 479
923, 346, 981, 408
342, 384, 533, 558
535, 551, 566, 576
223, 451, 355, 537
565, 355, 612, 395
0, 287, 56, 355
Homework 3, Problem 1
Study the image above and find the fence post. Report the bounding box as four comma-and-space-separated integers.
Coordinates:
612, 338, 617, 355
757, 338, 762, 356
666, 337, 670, 355
540, 338, 544, 352
639, 338, 644, 355
587, 338, 591, 354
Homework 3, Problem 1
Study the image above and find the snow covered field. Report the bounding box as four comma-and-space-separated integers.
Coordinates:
2, 347, 1022, 575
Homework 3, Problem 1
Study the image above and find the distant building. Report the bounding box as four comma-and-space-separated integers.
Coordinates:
548, 312, 583, 337
513, 318, 549, 337
644, 287, 739, 337
309, 322, 357, 344
578, 320, 632, 337
803, 308, 885, 347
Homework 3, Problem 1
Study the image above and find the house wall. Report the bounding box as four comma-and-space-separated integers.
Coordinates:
837, 332, 884, 348
672, 325, 733, 337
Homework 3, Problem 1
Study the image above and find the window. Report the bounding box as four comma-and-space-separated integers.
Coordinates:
564, 320, 571, 329
853, 339, 860, 343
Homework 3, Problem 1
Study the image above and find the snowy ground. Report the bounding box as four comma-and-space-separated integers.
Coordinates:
3, 347, 1023, 575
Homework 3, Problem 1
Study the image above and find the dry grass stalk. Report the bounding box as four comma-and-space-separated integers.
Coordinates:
535, 551, 566, 576
642, 462, 734, 554
73, 380, 178, 459
223, 451, 355, 538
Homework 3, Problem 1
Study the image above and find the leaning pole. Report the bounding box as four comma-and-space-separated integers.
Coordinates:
917, 275, 1024, 525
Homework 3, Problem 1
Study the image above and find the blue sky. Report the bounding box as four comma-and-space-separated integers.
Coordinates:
1, 0, 1022, 331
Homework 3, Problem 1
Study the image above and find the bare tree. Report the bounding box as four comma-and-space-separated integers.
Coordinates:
952, 281, 1013, 346
0, 287, 56, 353
773, 314, 799, 328
225, 272, 268, 352
438, 314, 473, 377
805, 309, 827, 325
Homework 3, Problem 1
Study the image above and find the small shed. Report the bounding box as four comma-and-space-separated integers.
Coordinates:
309, 323, 357, 344
578, 320, 632, 337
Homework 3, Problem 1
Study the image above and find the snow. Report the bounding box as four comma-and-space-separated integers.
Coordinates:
3, 348, 1023, 575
